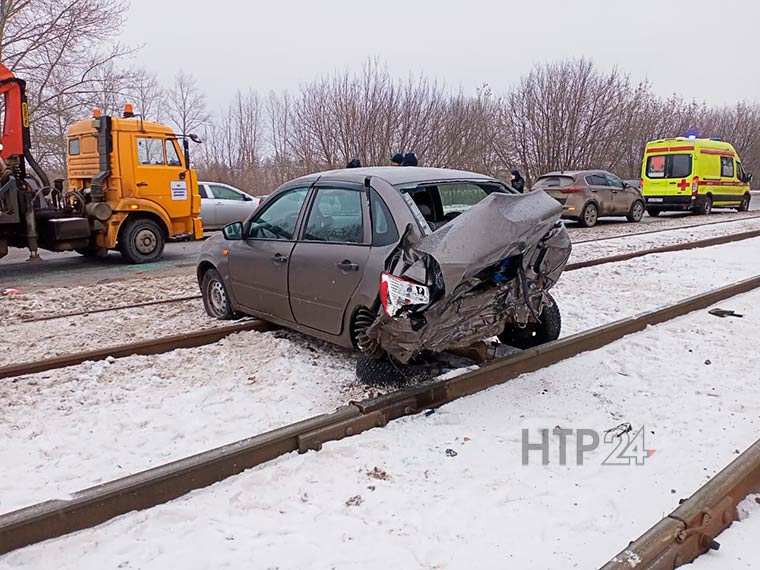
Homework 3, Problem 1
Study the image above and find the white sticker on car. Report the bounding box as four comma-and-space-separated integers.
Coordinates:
171, 181, 188, 200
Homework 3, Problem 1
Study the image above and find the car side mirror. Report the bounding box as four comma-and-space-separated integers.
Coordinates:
746, 173, 753, 183
621, 181, 629, 189
222, 222, 244, 240
243, 195, 253, 201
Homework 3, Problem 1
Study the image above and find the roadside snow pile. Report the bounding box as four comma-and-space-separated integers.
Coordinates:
570, 216, 760, 264
0, 273, 198, 324
5, 286, 759, 569
690, 494, 760, 569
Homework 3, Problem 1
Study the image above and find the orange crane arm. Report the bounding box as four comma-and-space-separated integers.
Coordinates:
0, 63, 31, 162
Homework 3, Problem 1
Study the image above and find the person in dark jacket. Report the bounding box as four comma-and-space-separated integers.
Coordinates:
510, 169, 526, 193
390, 153, 404, 166
401, 152, 418, 166
346, 158, 362, 168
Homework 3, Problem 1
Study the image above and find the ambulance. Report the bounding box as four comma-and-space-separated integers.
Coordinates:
641, 137, 752, 216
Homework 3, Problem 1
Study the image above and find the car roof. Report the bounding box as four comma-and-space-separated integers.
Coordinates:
539, 170, 611, 178
285, 166, 496, 188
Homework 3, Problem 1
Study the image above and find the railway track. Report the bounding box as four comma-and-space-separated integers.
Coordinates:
3, 227, 760, 380
9, 214, 760, 326
1, 274, 759, 555
603, 437, 760, 569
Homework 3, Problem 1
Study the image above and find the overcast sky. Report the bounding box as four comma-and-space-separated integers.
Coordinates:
121, 0, 758, 109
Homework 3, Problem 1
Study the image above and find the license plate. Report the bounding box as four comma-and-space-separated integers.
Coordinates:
648, 198, 663, 203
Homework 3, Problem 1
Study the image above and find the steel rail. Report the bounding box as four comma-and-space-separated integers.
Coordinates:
2, 274, 759, 555
602, 438, 760, 569
0, 320, 272, 380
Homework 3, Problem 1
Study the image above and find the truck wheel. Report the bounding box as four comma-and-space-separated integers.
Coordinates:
579, 202, 598, 227
738, 194, 751, 212
119, 218, 165, 263
697, 195, 713, 215
201, 268, 235, 319
498, 293, 562, 349
626, 200, 645, 223
646, 208, 661, 217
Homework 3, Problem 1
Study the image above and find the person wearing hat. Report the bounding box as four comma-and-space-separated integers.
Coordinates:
401, 152, 418, 167
511, 170, 526, 193
346, 158, 362, 168
390, 153, 404, 166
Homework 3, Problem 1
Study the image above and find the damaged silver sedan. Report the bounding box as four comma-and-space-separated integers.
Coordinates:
196, 167, 571, 377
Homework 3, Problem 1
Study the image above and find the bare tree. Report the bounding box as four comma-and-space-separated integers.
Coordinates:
166, 69, 209, 135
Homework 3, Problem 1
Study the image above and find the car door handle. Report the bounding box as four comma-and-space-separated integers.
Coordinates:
137, 181, 148, 187
337, 260, 360, 272
271, 253, 288, 264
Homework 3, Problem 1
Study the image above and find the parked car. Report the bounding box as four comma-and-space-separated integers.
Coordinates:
533, 170, 646, 227
198, 182, 260, 230
197, 167, 571, 371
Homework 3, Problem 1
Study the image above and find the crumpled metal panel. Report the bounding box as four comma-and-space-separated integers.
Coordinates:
368, 191, 571, 363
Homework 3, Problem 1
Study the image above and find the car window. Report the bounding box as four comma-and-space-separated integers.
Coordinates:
303, 188, 364, 244
605, 174, 624, 188
370, 189, 399, 246
248, 188, 308, 240
647, 154, 692, 179
198, 185, 209, 199
211, 185, 246, 201
585, 174, 608, 186
437, 183, 489, 215
533, 176, 575, 190
166, 140, 182, 166
136, 137, 164, 165
737, 161, 746, 181
721, 156, 735, 178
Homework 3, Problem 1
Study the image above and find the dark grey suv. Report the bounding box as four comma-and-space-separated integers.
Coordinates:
197, 167, 571, 366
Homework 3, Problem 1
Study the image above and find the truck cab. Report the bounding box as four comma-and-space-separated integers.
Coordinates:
66, 112, 203, 262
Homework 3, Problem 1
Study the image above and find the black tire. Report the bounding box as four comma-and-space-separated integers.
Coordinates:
119, 218, 165, 264
201, 268, 235, 319
646, 208, 661, 217
626, 200, 645, 223
579, 202, 598, 227
697, 195, 713, 216
355, 354, 434, 386
498, 293, 562, 349
738, 194, 751, 212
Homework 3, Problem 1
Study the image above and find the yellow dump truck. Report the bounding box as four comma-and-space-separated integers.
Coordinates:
0, 64, 203, 263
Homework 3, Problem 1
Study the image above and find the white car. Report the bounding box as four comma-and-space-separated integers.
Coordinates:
198, 182, 260, 230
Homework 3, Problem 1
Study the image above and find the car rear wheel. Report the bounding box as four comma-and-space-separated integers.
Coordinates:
626, 200, 645, 223
498, 293, 562, 349
579, 203, 598, 227
201, 268, 235, 320
646, 208, 661, 217
697, 195, 713, 215
351, 307, 384, 359
738, 194, 751, 212
119, 218, 165, 264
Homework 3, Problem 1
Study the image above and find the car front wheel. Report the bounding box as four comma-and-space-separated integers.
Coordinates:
627, 200, 645, 223
498, 293, 562, 349
201, 268, 235, 319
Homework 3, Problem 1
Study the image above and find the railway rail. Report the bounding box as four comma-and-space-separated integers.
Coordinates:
8, 214, 760, 326
603, 437, 760, 569
1, 274, 759, 555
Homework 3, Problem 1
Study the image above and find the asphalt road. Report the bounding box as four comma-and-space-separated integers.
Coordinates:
2, 194, 758, 291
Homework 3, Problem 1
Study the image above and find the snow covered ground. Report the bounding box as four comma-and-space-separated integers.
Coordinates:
3, 273, 759, 569
2, 236, 760, 523
691, 494, 760, 569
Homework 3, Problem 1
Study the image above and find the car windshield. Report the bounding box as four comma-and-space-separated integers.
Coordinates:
533, 176, 575, 190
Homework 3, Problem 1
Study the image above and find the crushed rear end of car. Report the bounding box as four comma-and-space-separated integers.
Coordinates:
365, 190, 571, 364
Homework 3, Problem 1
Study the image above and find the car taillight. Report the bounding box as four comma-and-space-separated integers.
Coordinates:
560, 187, 584, 194
379, 272, 430, 318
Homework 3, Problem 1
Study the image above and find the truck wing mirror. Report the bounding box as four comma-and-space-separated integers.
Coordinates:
188, 133, 202, 144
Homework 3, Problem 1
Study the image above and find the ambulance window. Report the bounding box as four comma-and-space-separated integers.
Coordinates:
646, 156, 666, 178
720, 156, 735, 178
137, 138, 165, 165
166, 140, 182, 167
671, 155, 692, 178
